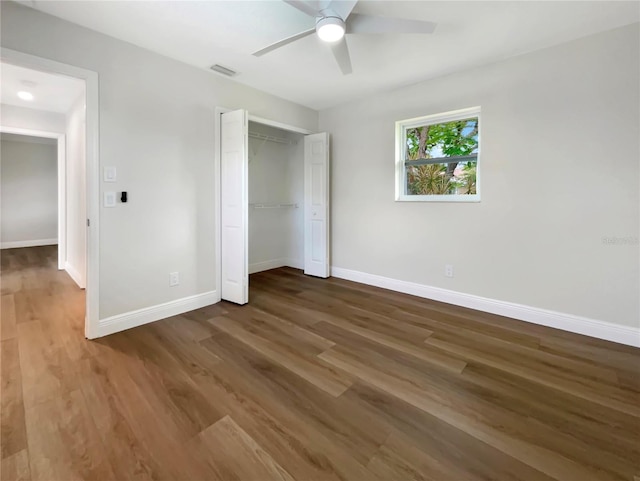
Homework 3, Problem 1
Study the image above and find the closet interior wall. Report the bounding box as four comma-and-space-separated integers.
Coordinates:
248, 121, 304, 274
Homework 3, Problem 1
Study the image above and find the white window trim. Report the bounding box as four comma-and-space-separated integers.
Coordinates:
395, 106, 481, 203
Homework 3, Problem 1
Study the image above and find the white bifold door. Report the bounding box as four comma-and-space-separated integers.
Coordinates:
220, 109, 249, 304
220, 111, 329, 303
303, 133, 330, 278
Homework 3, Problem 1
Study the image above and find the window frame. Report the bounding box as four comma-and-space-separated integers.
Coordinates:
395, 106, 481, 202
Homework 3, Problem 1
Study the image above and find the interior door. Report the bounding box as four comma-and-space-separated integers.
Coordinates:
304, 132, 330, 278
220, 109, 249, 304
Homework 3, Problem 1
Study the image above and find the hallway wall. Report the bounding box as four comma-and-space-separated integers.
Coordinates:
64, 94, 86, 287
1, 135, 58, 248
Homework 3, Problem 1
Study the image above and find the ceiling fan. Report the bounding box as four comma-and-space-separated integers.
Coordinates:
252, 0, 437, 75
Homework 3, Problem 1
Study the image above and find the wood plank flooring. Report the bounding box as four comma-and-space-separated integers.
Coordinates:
1, 245, 639, 481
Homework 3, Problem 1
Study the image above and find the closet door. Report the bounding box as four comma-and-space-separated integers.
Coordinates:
304, 132, 330, 278
220, 109, 249, 304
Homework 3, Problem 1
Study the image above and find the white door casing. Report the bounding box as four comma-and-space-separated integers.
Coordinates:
304, 132, 330, 278
220, 109, 249, 304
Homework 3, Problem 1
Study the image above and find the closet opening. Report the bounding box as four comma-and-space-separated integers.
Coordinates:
248, 121, 304, 275
217, 109, 329, 305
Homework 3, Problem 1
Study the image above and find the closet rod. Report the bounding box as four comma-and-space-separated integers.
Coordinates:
248, 131, 297, 145
250, 203, 299, 209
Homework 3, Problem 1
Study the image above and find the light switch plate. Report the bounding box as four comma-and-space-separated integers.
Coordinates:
104, 166, 117, 182
104, 191, 116, 208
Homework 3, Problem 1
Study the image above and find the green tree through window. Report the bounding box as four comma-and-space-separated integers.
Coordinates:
405, 117, 478, 195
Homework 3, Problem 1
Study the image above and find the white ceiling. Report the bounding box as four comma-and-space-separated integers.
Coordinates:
1, 61, 85, 113
18, 1, 640, 110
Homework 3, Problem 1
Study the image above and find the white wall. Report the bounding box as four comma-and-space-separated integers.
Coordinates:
248, 122, 304, 272
1, 136, 58, 247
0, 104, 65, 133
1, 1, 318, 319
319, 23, 639, 329
65, 93, 86, 287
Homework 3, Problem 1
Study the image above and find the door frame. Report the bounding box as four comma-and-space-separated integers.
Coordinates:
1, 47, 100, 339
214, 107, 313, 299
0, 126, 66, 270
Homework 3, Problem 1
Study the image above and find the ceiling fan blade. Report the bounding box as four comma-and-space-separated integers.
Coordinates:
283, 0, 320, 17
330, 38, 352, 75
252, 28, 316, 57
326, 0, 358, 20
347, 13, 437, 34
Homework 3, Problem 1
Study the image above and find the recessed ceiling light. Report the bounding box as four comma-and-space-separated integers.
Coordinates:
316, 17, 345, 43
17, 91, 34, 101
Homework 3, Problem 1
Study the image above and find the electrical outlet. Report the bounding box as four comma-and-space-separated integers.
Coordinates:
445, 264, 454, 278
169, 272, 179, 287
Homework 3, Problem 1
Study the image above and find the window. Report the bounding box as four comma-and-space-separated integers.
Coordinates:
395, 106, 480, 202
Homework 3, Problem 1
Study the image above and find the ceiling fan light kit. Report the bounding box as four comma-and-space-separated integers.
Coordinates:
252, 0, 437, 75
316, 17, 345, 42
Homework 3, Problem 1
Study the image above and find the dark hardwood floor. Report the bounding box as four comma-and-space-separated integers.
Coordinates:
1, 245, 639, 481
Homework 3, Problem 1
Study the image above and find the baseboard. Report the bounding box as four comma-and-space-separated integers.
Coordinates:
64, 261, 85, 289
250, 259, 288, 274
330, 266, 640, 348
94, 290, 220, 338
285, 257, 303, 270
1, 238, 57, 249
250, 258, 303, 274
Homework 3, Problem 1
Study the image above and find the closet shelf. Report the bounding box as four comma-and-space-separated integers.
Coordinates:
250, 203, 299, 209
249, 131, 297, 145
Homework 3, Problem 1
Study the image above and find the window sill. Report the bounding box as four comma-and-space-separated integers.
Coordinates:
395, 194, 481, 203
